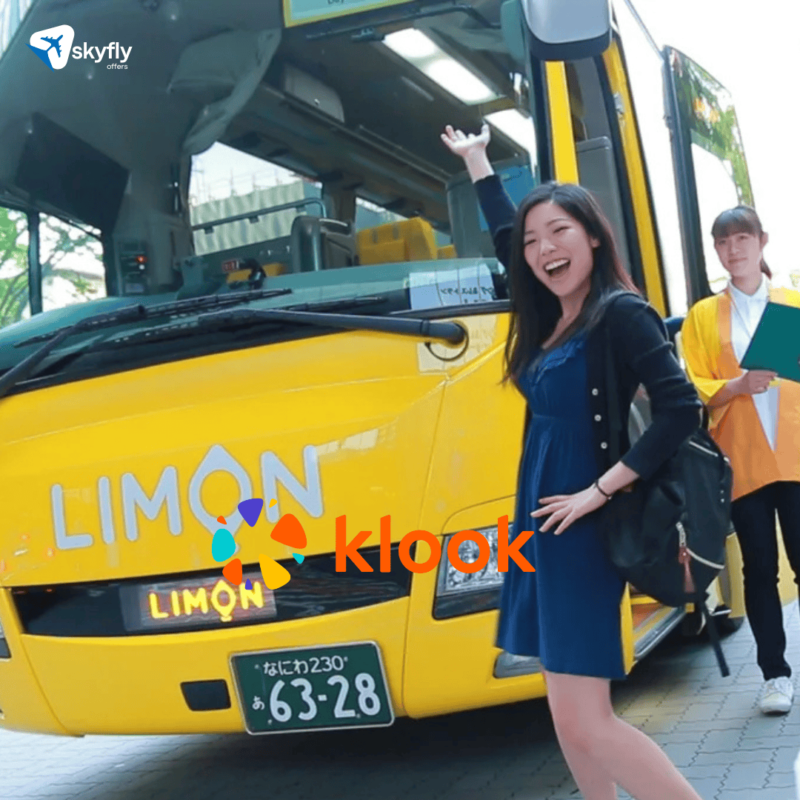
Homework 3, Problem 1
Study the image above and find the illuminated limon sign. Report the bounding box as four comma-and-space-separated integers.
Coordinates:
282, 0, 413, 28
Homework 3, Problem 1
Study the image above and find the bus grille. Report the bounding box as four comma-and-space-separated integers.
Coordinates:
11, 544, 412, 637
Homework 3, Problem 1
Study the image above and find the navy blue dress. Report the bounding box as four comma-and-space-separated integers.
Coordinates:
495, 331, 627, 680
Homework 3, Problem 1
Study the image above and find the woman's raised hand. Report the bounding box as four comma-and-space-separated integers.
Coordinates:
440, 123, 494, 182
440, 122, 491, 160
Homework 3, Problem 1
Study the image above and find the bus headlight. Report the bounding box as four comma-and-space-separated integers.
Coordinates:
433, 525, 506, 619
0, 617, 9, 659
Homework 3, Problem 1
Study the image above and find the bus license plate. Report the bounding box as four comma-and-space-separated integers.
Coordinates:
231, 642, 394, 734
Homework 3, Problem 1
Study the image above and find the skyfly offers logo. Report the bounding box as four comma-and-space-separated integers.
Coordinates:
28, 25, 75, 70
28, 25, 132, 71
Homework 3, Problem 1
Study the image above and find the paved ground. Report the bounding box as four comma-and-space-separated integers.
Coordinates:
3, 604, 800, 800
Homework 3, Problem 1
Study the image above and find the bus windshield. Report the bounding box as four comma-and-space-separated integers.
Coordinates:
0, 0, 539, 384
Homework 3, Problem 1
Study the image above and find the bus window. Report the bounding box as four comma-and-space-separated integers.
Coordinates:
0, 206, 29, 327
688, 145, 739, 294
189, 144, 323, 275
666, 46, 755, 300
564, 57, 637, 285
40, 214, 106, 313
613, 1, 689, 317
0, 209, 105, 329
0, 0, 542, 378
188, 146, 423, 276
171, 15, 540, 310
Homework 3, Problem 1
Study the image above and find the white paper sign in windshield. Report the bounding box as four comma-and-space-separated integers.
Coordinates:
409, 264, 495, 309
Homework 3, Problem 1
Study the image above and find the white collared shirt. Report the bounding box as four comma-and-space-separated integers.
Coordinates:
728, 276, 779, 450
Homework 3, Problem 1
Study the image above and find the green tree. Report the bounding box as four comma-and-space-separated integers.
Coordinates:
0, 207, 29, 328
0, 208, 103, 329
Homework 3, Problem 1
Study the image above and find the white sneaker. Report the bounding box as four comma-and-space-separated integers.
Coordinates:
760, 677, 794, 715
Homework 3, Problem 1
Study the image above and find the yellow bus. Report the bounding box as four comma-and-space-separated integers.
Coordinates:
0, 0, 793, 736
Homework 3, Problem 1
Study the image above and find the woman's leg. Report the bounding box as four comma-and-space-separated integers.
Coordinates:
730, 483, 789, 679
545, 671, 701, 800
775, 481, 800, 603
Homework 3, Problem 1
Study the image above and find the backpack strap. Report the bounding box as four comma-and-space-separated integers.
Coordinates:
696, 591, 731, 677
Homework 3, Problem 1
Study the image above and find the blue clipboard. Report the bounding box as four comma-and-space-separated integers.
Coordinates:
740, 301, 800, 383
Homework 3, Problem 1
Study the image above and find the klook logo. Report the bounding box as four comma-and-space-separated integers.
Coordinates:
334, 515, 535, 574
28, 25, 132, 70
28, 25, 75, 70
212, 499, 308, 592
210, 499, 535, 592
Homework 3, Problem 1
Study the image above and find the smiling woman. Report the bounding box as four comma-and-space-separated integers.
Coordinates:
521, 201, 600, 345
681, 203, 800, 717
443, 124, 707, 799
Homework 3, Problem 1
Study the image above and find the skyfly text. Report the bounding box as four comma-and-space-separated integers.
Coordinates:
334, 514, 535, 574
71, 42, 132, 67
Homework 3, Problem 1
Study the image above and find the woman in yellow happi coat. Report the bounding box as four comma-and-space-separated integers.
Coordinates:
681, 206, 800, 716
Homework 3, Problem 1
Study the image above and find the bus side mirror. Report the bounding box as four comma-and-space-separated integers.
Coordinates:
519, 0, 611, 61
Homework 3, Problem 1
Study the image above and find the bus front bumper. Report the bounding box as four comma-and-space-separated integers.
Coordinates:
0, 585, 547, 736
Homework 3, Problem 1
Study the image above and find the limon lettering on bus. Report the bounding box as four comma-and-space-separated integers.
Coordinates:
51, 444, 322, 551
147, 578, 266, 624
335, 515, 535, 574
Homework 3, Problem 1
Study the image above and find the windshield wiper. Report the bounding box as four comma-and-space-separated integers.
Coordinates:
193, 307, 467, 344
78, 300, 466, 352
0, 290, 465, 399
0, 288, 293, 400
15, 287, 294, 347
73, 294, 397, 350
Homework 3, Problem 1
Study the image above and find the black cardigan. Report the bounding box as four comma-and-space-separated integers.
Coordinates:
474, 174, 701, 481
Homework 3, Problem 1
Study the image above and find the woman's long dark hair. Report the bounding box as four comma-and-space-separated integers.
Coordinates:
502, 181, 639, 386
711, 205, 772, 279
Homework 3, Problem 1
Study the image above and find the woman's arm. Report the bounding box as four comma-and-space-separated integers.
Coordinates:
441, 123, 515, 268
707, 371, 776, 406
608, 295, 702, 483
532, 297, 701, 535
705, 377, 742, 408
681, 304, 777, 409
549, 299, 702, 515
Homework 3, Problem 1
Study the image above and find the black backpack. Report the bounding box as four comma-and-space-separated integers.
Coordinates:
600, 298, 734, 676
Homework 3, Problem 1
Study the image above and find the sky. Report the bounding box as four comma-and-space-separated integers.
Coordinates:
634, 0, 800, 287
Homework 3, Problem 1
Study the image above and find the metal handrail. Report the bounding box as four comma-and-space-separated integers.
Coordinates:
191, 198, 326, 234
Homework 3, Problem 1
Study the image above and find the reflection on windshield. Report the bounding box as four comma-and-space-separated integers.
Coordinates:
0, 0, 538, 338
174, 1, 537, 314
670, 48, 753, 208
690, 144, 739, 293
670, 47, 755, 294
